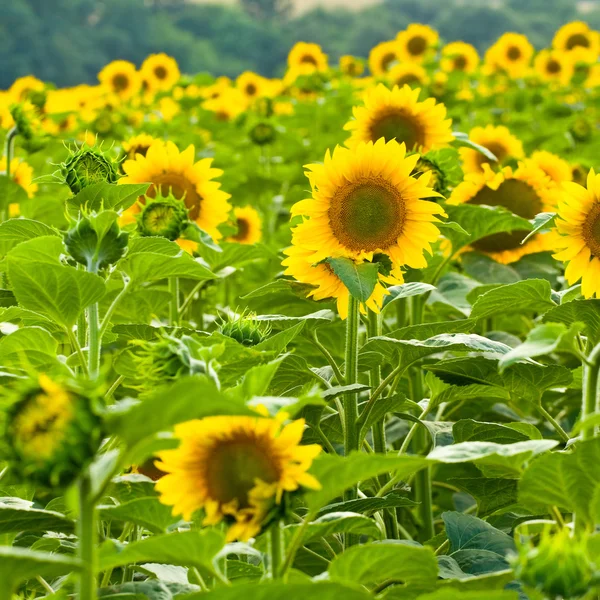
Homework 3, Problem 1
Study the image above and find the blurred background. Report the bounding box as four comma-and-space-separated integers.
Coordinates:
2, 0, 599, 88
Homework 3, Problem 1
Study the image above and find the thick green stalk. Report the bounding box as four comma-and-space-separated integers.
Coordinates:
78, 473, 97, 600
343, 295, 361, 460
269, 521, 284, 579
582, 343, 600, 440
87, 261, 100, 379
169, 277, 179, 326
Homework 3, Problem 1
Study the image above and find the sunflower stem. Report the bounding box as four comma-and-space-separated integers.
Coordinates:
86, 259, 101, 380
582, 343, 600, 441
269, 521, 285, 579
343, 295, 360, 460
169, 277, 180, 326
77, 472, 97, 600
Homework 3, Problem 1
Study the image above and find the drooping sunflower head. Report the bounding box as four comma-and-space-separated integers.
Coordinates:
486, 33, 534, 78
287, 42, 328, 73
98, 60, 141, 100
141, 53, 180, 91
120, 141, 232, 241
553, 21, 600, 64
345, 84, 453, 153
6, 375, 102, 488
249, 121, 276, 146
226, 206, 263, 245
290, 139, 445, 270
530, 151, 573, 186
387, 63, 429, 88
459, 125, 524, 174
155, 416, 321, 541
9, 76, 45, 103
368, 41, 401, 76
396, 24, 439, 64
236, 72, 270, 101
554, 169, 600, 298
533, 49, 575, 85
449, 162, 559, 264
340, 55, 365, 77
441, 41, 480, 74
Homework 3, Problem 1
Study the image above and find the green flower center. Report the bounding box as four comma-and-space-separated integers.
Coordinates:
567, 33, 591, 50
582, 203, 600, 257
369, 109, 424, 149
468, 179, 543, 253
329, 177, 406, 252
407, 35, 428, 56
206, 437, 280, 507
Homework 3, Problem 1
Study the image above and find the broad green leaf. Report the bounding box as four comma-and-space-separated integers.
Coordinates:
317, 493, 417, 517
254, 309, 334, 326
184, 583, 373, 600
453, 419, 537, 444
328, 541, 438, 588
305, 452, 429, 514
0, 218, 58, 256
0, 497, 74, 534
521, 212, 557, 244
519, 438, 600, 525
288, 512, 382, 544
0, 547, 81, 600
99, 497, 180, 534
448, 478, 518, 516
418, 589, 518, 600
382, 282, 436, 309
326, 257, 379, 302
107, 376, 255, 448
67, 182, 150, 216
498, 322, 583, 371
0, 326, 59, 369
98, 530, 225, 575
469, 279, 555, 320
97, 580, 199, 599
430, 383, 510, 410
461, 253, 521, 285
253, 322, 305, 353
7, 236, 106, 328
543, 298, 600, 345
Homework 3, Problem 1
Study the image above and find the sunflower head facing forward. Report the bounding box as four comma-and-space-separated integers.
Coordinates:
155, 416, 321, 541
368, 41, 401, 76
441, 41, 480, 74
459, 125, 524, 174
396, 24, 439, 64
226, 206, 263, 245
387, 63, 429, 89
345, 84, 453, 154
98, 60, 141, 100
534, 49, 575, 86
287, 42, 329, 73
141, 53, 180, 91
553, 21, 600, 64
554, 170, 600, 298
486, 33, 534, 78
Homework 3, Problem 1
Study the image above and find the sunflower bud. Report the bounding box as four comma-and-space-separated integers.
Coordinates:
5, 375, 102, 489
512, 528, 594, 599
64, 211, 129, 270
61, 146, 120, 195
137, 193, 189, 241
570, 117, 593, 142
250, 122, 276, 146
219, 311, 271, 346
411, 155, 448, 197
10, 102, 37, 141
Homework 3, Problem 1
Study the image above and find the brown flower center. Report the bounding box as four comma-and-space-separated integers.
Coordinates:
328, 177, 406, 252
380, 52, 397, 72
477, 142, 509, 169
245, 83, 257, 96
582, 203, 600, 257
205, 437, 280, 507
453, 55, 468, 70
146, 173, 203, 220
507, 46, 522, 61
154, 65, 168, 80
300, 54, 318, 66
407, 35, 428, 56
546, 59, 561, 74
369, 109, 424, 149
566, 33, 591, 50
468, 179, 543, 252
394, 73, 421, 87
232, 218, 250, 241
112, 73, 130, 92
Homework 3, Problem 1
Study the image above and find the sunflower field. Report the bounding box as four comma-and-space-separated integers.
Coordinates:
3, 17, 600, 600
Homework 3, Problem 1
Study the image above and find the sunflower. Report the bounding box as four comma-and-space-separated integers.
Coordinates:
236, 71, 270, 101
459, 125, 524, 174
533, 49, 575, 86
227, 206, 263, 245
141, 53, 180, 91
98, 60, 141, 100
344, 84, 453, 153
487, 33, 534, 78
120, 141, 231, 241
441, 42, 480, 74
290, 139, 444, 271
530, 151, 572, 185
553, 21, 600, 64
287, 42, 328, 73
155, 416, 321, 541
552, 170, 600, 298
396, 24, 439, 64
340, 55, 364, 77
449, 162, 559, 264
368, 41, 400, 76
122, 133, 160, 160
9, 76, 45, 102
387, 63, 429, 88
203, 88, 248, 121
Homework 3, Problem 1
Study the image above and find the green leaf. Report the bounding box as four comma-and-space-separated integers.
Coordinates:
0, 326, 59, 370
67, 182, 150, 216
498, 322, 583, 371
328, 541, 438, 588
470, 279, 555, 320
462, 253, 521, 285
0, 175, 28, 212
0, 497, 74, 534
382, 282, 436, 309
453, 419, 538, 444
317, 493, 417, 517
543, 299, 600, 345
184, 583, 373, 600
98, 529, 225, 575
521, 212, 557, 245
305, 452, 429, 514
98, 497, 180, 534
120, 237, 215, 283
288, 512, 382, 544
326, 257, 379, 302
0, 546, 81, 600
107, 376, 255, 448
519, 438, 600, 526
254, 309, 334, 326
97, 581, 199, 599
452, 132, 498, 161
7, 236, 106, 328
0, 218, 58, 256
419, 588, 518, 600
449, 478, 518, 516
